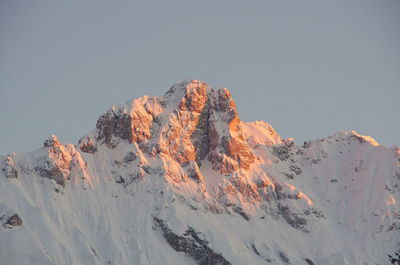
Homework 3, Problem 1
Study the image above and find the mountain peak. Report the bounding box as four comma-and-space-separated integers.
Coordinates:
163, 80, 236, 114
1, 80, 398, 265
43, 135, 61, 148
164, 79, 209, 98
85, 80, 255, 173
333, 130, 380, 146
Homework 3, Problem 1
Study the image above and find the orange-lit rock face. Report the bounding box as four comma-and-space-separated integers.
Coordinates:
178, 82, 208, 112
94, 80, 255, 174
130, 97, 163, 144
205, 87, 255, 173
95, 96, 164, 148
159, 82, 209, 164
33, 135, 95, 188
226, 137, 255, 170
46, 135, 72, 173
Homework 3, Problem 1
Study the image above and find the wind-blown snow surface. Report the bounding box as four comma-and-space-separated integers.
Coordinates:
1, 80, 399, 265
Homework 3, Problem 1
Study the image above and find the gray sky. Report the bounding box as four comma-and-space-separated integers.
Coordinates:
1, 0, 399, 154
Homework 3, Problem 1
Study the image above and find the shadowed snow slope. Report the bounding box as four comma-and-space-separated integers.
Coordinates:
1, 80, 399, 265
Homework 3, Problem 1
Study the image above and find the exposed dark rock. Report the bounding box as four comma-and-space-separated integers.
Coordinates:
115, 166, 147, 187
78, 136, 97, 154
230, 177, 259, 201
305, 208, 325, 219
272, 145, 290, 161
279, 251, 291, 265
251, 244, 260, 256
277, 203, 307, 230
114, 113, 132, 141
154, 217, 231, 265
123, 152, 137, 163
128, 168, 146, 184
2, 156, 18, 179
96, 110, 132, 147
142, 165, 151, 174
183, 161, 204, 183
273, 140, 296, 162
289, 165, 302, 176
283, 172, 294, 180
208, 121, 220, 153
274, 184, 287, 201
3, 214, 23, 228
2, 165, 18, 179
34, 158, 66, 187
232, 206, 250, 221
35, 135, 73, 187
190, 98, 211, 165
350, 134, 367, 144
304, 258, 315, 265
302, 141, 312, 149
208, 152, 238, 174
43, 135, 60, 147
113, 160, 123, 167
310, 158, 321, 165
115, 176, 125, 185
354, 159, 364, 173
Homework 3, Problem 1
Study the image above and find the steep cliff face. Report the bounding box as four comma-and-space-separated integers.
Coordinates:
92, 80, 255, 174
0, 80, 398, 265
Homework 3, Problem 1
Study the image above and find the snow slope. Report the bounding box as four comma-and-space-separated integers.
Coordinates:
0, 80, 399, 265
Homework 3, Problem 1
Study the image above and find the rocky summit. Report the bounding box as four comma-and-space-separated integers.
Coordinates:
91, 80, 255, 173
0, 80, 399, 265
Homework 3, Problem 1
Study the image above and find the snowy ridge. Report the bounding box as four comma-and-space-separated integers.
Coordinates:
0, 80, 399, 265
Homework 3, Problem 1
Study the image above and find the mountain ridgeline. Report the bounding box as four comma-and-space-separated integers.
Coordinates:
1, 80, 399, 265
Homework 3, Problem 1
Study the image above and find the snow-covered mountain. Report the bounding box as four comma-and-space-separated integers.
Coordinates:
1, 80, 399, 265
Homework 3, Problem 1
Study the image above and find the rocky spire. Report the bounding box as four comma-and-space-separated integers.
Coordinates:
92, 80, 255, 174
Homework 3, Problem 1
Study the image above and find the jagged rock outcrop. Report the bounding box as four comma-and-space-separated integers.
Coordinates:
2, 154, 18, 179
154, 217, 231, 265
0, 204, 23, 229
33, 135, 72, 187
22, 135, 92, 188
92, 80, 255, 174
3, 214, 23, 228
78, 136, 97, 153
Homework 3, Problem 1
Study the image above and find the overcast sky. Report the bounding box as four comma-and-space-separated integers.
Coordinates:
1, 0, 399, 154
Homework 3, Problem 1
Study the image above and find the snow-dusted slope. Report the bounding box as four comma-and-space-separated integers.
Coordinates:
1, 80, 399, 265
